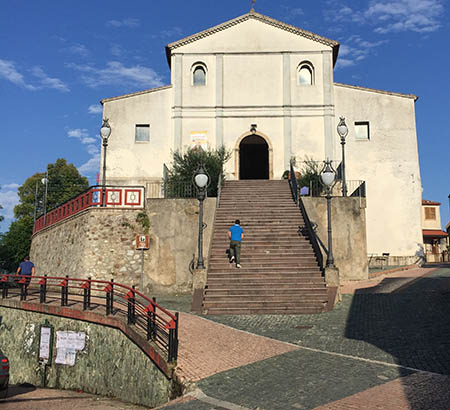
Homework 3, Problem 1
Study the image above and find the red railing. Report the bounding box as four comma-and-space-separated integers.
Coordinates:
33, 185, 145, 234
0, 274, 178, 363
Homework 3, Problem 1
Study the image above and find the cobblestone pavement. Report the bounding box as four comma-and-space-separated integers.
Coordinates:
175, 312, 299, 382
1, 384, 149, 410
160, 265, 450, 409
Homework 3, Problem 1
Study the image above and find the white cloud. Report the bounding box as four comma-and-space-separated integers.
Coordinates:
110, 44, 123, 57
78, 154, 100, 175
67, 128, 98, 145
0, 186, 19, 220
67, 61, 164, 89
31, 66, 70, 92
88, 104, 102, 114
0, 59, 36, 90
0, 59, 69, 92
66, 128, 100, 177
107, 18, 140, 28
2, 183, 19, 190
336, 36, 388, 69
325, 0, 444, 34
61, 43, 90, 57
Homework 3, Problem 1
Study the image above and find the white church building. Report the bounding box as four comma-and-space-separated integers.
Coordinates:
101, 10, 423, 262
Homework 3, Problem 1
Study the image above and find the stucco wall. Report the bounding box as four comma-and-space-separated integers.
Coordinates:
303, 197, 368, 281
0, 307, 172, 407
334, 84, 423, 257
30, 198, 216, 294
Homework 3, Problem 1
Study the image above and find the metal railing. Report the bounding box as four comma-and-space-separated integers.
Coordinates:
33, 185, 145, 234
298, 180, 366, 198
0, 274, 178, 363
288, 161, 324, 273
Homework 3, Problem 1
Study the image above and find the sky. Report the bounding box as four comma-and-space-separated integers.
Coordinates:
1, 0, 449, 232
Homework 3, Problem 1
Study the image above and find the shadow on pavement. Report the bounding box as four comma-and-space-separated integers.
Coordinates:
5, 383, 36, 398
345, 268, 450, 410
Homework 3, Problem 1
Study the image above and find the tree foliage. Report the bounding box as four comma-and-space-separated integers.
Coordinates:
296, 157, 323, 196
166, 147, 231, 197
0, 158, 90, 271
14, 158, 89, 219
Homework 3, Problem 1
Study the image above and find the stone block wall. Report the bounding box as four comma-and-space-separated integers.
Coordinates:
0, 307, 172, 407
30, 198, 216, 294
303, 197, 369, 281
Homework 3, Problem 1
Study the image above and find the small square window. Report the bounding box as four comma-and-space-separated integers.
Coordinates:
425, 207, 436, 220
135, 124, 150, 142
355, 122, 370, 140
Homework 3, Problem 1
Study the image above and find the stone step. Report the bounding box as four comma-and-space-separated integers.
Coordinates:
204, 287, 327, 296
207, 280, 325, 291
209, 255, 317, 262
203, 297, 328, 306
203, 305, 327, 315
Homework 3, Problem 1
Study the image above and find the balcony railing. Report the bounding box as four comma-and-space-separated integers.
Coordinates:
0, 274, 178, 363
33, 185, 145, 234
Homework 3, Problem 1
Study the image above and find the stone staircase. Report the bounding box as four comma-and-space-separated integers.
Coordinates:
202, 179, 329, 315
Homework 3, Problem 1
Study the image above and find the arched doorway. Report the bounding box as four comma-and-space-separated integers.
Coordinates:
239, 135, 269, 179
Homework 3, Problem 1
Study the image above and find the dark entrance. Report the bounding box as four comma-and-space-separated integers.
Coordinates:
239, 135, 269, 179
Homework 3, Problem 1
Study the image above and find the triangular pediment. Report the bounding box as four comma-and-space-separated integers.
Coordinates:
166, 11, 339, 64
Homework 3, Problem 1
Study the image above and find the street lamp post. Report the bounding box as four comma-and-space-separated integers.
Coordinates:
193, 165, 210, 269
321, 159, 336, 268
42, 171, 49, 226
100, 118, 111, 206
337, 117, 348, 197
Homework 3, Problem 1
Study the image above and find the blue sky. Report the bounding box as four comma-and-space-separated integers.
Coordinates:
1, 0, 449, 231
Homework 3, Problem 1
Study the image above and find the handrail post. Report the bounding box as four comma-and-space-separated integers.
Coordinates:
65, 275, 69, 305
147, 297, 157, 341
106, 278, 114, 315
83, 277, 91, 310
128, 285, 136, 325
20, 278, 27, 301
40, 274, 47, 303
1, 277, 7, 299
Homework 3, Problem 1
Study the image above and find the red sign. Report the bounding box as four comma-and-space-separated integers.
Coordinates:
136, 235, 150, 250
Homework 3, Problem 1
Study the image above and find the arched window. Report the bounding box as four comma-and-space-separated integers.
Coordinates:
192, 64, 206, 86
298, 63, 314, 85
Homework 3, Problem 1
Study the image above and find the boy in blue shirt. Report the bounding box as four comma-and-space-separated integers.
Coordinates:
228, 219, 244, 268
16, 256, 35, 288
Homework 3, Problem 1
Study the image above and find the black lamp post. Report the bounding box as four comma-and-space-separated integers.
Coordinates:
193, 165, 210, 269
42, 170, 49, 225
337, 117, 348, 197
100, 118, 111, 206
321, 159, 336, 268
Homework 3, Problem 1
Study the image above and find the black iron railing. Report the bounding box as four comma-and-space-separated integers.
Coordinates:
289, 161, 324, 273
0, 274, 178, 363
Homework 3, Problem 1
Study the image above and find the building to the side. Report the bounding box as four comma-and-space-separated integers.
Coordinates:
421, 199, 449, 262
101, 10, 423, 261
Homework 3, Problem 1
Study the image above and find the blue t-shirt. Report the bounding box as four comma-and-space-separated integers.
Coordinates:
19, 261, 34, 275
229, 224, 243, 242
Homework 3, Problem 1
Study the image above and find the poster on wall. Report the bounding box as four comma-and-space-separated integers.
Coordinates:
39, 327, 51, 360
55, 331, 86, 366
190, 131, 208, 150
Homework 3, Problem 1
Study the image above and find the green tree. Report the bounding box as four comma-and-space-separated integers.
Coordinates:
0, 158, 89, 270
296, 157, 323, 196
14, 158, 89, 219
166, 147, 231, 198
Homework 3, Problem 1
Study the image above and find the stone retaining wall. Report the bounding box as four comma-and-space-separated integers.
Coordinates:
0, 306, 172, 407
30, 198, 216, 294
303, 197, 369, 281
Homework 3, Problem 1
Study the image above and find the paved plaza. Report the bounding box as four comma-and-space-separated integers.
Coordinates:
3, 265, 450, 409
160, 264, 450, 410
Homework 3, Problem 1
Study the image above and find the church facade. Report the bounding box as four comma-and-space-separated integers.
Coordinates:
101, 11, 423, 260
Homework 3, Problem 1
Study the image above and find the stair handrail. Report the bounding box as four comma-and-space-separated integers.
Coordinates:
216, 170, 223, 208
288, 160, 324, 273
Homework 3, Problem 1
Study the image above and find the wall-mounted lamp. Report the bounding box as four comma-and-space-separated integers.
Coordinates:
250, 124, 257, 134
